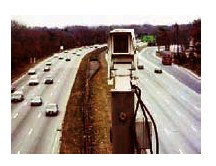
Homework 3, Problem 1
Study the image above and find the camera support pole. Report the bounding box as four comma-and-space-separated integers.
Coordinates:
111, 64, 135, 154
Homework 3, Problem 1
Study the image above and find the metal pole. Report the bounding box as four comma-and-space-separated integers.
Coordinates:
111, 90, 134, 154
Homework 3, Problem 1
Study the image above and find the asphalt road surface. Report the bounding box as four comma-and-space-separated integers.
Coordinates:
136, 47, 201, 154
11, 46, 101, 154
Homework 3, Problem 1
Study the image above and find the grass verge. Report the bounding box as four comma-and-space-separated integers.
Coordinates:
60, 48, 111, 153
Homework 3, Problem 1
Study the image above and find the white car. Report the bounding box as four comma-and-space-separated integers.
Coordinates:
44, 66, 50, 72
28, 75, 39, 85
11, 90, 24, 102
30, 96, 42, 106
46, 61, 52, 66
45, 103, 59, 116
28, 68, 36, 75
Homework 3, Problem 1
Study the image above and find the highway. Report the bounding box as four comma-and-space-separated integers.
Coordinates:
11, 46, 99, 154
136, 47, 201, 154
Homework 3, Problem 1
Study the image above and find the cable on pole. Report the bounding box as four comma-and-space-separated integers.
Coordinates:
131, 82, 159, 154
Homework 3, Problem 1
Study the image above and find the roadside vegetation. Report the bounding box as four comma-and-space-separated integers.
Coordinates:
11, 18, 201, 153
155, 19, 201, 76
12, 19, 201, 79
60, 48, 111, 153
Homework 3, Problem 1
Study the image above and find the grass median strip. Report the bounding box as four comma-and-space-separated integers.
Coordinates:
60, 48, 111, 153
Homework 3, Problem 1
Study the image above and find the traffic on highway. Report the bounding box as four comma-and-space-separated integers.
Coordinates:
136, 47, 201, 153
11, 46, 101, 154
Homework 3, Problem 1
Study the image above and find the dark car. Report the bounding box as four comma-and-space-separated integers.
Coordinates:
138, 64, 144, 70
44, 76, 53, 84
58, 56, 64, 60
46, 61, 52, 66
154, 68, 162, 74
11, 91, 24, 102
45, 103, 59, 116
30, 96, 42, 106
65, 57, 71, 61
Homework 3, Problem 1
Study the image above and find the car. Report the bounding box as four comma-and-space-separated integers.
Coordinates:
64, 51, 68, 53
44, 66, 50, 72
65, 57, 71, 61
29, 75, 39, 85
76, 53, 81, 56
11, 84, 16, 93
44, 76, 53, 84
53, 54, 58, 58
46, 61, 52, 66
28, 68, 36, 75
58, 56, 64, 60
11, 90, 24, 102
30, 96, 42, 106
137, 65, 144, 69
154, 68, 162, 74
72, 52, 76, 54
45, 103, 59, 116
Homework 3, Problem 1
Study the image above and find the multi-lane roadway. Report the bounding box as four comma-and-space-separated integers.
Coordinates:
11, 46, 99, 154
136, 47, 201, 154
12, 45, 201, 154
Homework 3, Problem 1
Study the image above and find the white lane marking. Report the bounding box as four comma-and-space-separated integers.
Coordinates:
180, 95, 187, 101
180, 96, 200, 111
153, 113, 157, 118
17, 150, 21, 154
191, 125, 198, 132
38, 112, 42, 118
164, 99, 170, 105
28, 128, 33, 136
194, 106, 200, 111
175, 110, 182, 117
179, 148, 184, 154
164, 128, 170, 136
52, 132, 60, 153
13, 113, 19, 119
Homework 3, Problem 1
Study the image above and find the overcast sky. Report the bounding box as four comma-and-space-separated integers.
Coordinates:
11, 15, 200, 28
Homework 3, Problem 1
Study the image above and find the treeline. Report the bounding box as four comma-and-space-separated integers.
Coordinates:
12, 19, 201, 76
11, 20, 109, 73
155, 19, 201, 75
156, 19, 201, 51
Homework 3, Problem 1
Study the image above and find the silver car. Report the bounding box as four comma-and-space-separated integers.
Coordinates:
30, 96, 42, 106
45, 103, 59, 116
28, 68, 36, 75
28, 75, 39, 85
11, 90, 24, 102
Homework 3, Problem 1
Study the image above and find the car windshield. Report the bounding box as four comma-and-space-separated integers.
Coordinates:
12, 93, 22, 98
32, 96, 41, 101
46, 104, 56, 109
